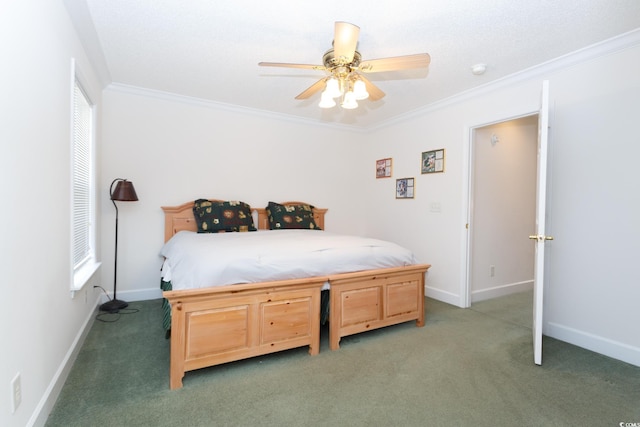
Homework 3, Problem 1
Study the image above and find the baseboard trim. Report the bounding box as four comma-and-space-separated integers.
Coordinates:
29, 297, 99, 427
471, 280, 533, 303
426, 286, 462, 307
99, 287, 163, 304
546, 322, 640, 368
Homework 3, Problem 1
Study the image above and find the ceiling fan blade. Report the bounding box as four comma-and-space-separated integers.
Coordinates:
358, 75, 385, 101
333, 21, 360, 64
358, 53, 431, 73
259, 62, 326, 71
295, 78, 327, 100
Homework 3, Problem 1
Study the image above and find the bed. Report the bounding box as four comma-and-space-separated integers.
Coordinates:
161, 200, 431, 389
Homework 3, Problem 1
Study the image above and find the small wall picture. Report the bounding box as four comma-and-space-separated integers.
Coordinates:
396, 178, 414, 199
376, 158, 392, 178
421, 149, 445, 174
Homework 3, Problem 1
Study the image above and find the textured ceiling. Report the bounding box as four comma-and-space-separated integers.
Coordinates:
65, 0, 640, 128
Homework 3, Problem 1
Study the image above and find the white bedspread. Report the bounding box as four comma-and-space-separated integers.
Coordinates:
160, 230, 418, 290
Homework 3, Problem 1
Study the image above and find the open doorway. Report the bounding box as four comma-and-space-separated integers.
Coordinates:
467, 115, 538, 325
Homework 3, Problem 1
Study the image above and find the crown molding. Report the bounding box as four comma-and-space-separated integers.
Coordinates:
105, 28, 640, 134
368, 28, 640, 132
105, 83, 363, 133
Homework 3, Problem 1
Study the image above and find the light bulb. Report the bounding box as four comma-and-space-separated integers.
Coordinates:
353, 79, 369, 100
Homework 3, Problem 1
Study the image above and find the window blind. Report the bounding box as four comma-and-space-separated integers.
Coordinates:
72, 81, 92, 269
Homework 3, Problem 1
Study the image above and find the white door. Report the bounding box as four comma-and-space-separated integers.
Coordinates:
530, 80, 552, 365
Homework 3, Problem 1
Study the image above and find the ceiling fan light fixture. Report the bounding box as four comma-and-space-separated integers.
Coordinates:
259, 22, 430, 111
353, 79, 369, 100
319, 92, 337, 108
341, 91, 358, 109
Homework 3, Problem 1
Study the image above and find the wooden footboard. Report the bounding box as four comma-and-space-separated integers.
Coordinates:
163, 276, 326, 389
328, 264, 431, 350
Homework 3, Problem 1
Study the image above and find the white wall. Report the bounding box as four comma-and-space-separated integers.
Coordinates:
0, 1, 103, 426
470, 117, 537, 301
543, 42, 640, 362
99, 87, 368, 301
362, 78, 544, 305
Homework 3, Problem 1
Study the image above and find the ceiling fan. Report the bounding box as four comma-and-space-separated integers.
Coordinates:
258, 21, 431, 110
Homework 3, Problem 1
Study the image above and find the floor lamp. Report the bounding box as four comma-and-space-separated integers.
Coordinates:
100, 178, 139, 313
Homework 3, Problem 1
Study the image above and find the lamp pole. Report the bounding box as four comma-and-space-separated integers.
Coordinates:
100, 178, 137, 313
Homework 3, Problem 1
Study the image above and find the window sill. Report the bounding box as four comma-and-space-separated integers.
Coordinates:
71, 259, 101, 298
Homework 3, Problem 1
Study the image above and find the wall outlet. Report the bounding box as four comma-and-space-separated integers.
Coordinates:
11, 372, 21, 413
490, 265, 495, 277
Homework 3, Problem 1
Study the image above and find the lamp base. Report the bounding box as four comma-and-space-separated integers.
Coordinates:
100, 298, 129, 313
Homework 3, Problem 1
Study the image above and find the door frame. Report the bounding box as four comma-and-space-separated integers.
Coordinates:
460, 109, 540, 308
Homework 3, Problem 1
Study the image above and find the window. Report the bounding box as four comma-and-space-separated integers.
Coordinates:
71, 72, 100, 293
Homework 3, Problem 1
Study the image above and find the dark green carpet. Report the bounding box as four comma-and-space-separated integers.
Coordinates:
46, 293, 640, 426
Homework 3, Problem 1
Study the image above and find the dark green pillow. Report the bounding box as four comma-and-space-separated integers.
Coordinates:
266, 201, 321, 230
193, 199, 257, 233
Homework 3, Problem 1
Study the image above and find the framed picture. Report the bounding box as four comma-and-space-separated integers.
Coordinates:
376, 158, 392, 178
421, 149, 445, 174
396, 178, 414, 199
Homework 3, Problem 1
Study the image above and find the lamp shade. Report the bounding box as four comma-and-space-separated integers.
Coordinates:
341, 91, 358, 109
111, 179, 139, 201
319, 91, 337, 108
353, 79, 369, 100
325, 78, 341, 98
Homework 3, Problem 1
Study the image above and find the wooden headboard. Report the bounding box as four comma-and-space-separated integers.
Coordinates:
161, 200, 328, 242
